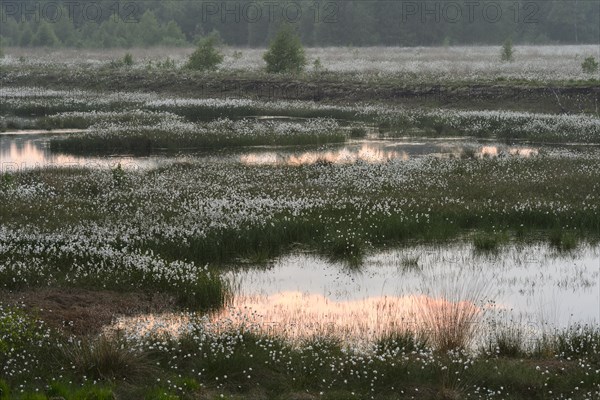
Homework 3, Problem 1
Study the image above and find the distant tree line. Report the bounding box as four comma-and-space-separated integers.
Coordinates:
0, 0, 598, 47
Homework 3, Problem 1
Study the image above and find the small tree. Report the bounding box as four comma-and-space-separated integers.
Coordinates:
582, 56, 599, 74
263, 25, 306, 74
32, 21, 59, 47
186, 35, 223, 71
500, 38, 514, 62
313, 57, 323, 74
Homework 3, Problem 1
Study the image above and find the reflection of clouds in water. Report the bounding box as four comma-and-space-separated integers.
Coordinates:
2, 141, 47, 165
109, 313, 191, 338
478, 146, 499, 157
229, 245, 599, 330
509, 148, 538, 157
0, 129, 85, 135
241, 153, 280, 165
241, 144, 408, 166
212, 291, 481, 344
108, 291, 482, 347
0, 135, 162, 171
241, 143, 540, 166
2, 133, 542, 171
476, 145, 538, 158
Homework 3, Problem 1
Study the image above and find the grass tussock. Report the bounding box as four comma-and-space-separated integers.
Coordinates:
482, 322, 528, 358
418, 274, 489, 352
62, 335, 159, 383
375, 329, 428, 354
549, 230, 579, 252
400, 254, 421, 271
473, 231, 509, 252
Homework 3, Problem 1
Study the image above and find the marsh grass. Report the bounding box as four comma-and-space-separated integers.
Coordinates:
0, 380, 9, 400
4, 82, 600, 144
0, 233, 230, 310
473, 231, 509, 253
400, 254, 421, 271
46, 382, 115, 400
349, 126, 368, 138
51, 129, 347, 154
482, 323, 528, 358
418, 274, 489, 352
549, 230, 579, 252
2, 47, 600, 399
549, 324, 600, 365
48, 117, 347, 154
62, 334, 159, 383
2, 155, 599, 276
375, 329, 428, 354
38, 110, 175, 130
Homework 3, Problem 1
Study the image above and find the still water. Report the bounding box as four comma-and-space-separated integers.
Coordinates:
111, 244, 600, 347
1, 130, 539, 171
0, 131, 164, 170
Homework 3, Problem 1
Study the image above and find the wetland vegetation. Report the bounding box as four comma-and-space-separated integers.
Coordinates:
1, 31, 600, 400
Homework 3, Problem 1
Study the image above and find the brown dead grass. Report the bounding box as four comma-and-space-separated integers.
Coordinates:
0, 287, 176, 336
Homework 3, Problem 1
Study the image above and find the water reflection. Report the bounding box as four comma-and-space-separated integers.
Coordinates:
0, 132, 164, 170
108, 244, 599, 346
509, 147, 538, 157
478, 146, 499, 157
2, 132, 540, 170
109, 291, 483, 347
241, 142, 539, 166
477, 145, 538, 158
211, 291, 483, 344
241, 144, 408, 166
218, 245, 599, 343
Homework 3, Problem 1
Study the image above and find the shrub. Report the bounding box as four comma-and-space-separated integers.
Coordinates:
581, 56, 599, 74
500, 38, 514, 62
112, 163, 126, 186
186, 35, 223, 71
108, 53, 134, 69
122, 52, 134, 66
263, 25, 306, 74
156, 57, 176, 69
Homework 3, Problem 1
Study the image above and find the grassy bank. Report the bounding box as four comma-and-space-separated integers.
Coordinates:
48, 117, 346, 154
1, 303, 599, 399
